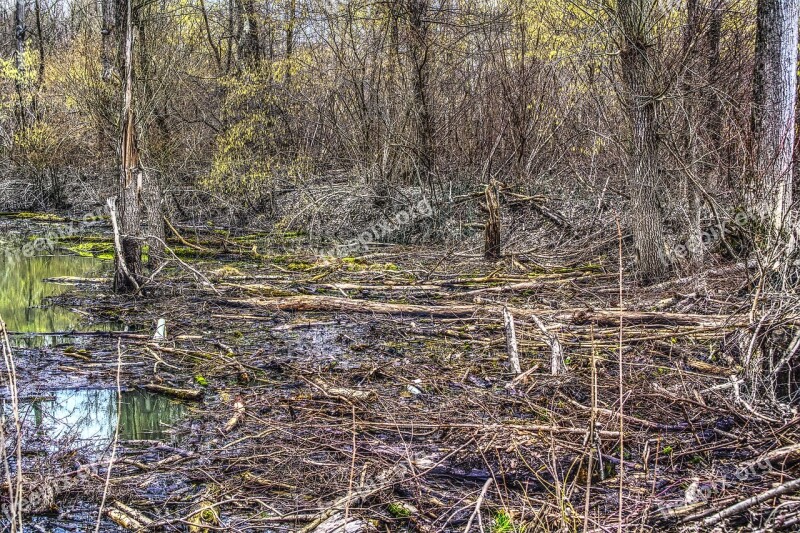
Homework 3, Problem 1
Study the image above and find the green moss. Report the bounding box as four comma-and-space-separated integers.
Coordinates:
65, 241, 115, 260
0, 212, 67, 222
60, 234, 110, 243
171, 246, 216, 259
387, 502, 412, 518
286, 261, 315, 271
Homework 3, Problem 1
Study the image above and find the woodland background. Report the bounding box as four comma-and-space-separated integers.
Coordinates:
0, 0, 797, 280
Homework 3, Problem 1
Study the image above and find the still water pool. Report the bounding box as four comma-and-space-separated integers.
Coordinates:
0, 245, 116, 346
20, 389, 186, 444
1, 233, 185, 445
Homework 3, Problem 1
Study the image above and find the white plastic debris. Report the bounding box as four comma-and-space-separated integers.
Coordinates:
153, 318, 167, 341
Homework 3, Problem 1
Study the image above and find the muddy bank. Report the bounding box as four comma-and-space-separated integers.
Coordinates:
0, 216, 798, 532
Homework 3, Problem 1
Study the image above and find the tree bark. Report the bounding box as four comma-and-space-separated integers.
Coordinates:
14, 0, 29, 130
618, 0, 671, 281
33, 0, 44, 97
101, 0, 116, 82
750, 0, 798, 242
407, 0, 434, 188
705, 1, 723, 156
238, 0, 261, 68
115, 0, 143, 293
681, 0, 704, 268
484, 180, 501, 260
136, 12, 166, 267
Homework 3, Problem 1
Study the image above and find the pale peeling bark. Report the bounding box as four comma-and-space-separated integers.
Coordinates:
116, 0, 143, 292
750, 0, 798, 239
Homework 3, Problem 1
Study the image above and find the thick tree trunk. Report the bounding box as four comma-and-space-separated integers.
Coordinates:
136, 14, 166, 267
115, 0, 143, 293
750, 0, 798, 242
618, 0, 671, 281
238, 0, 261, 68
142, 170, 165, 266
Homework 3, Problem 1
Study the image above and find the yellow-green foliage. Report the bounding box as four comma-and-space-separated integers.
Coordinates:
206, 65, 311, 199
13, 122, 60, 170
491, 510, 527, 533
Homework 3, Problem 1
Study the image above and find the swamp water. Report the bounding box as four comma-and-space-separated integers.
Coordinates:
20, 389, 186, 444
1, 236, 185, 445
0, 251, 114, 347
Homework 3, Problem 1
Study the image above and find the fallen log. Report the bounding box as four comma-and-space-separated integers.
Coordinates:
108, 508, 148, 531
142, 383, 203, 401
226, 296, 480, 318
221, 295, 752, 328
111, 501, 153, 529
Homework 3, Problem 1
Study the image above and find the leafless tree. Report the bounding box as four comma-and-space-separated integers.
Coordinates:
618, 0, 671, 281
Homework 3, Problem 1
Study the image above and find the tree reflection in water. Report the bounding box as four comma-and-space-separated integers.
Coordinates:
23, 390, 185, 445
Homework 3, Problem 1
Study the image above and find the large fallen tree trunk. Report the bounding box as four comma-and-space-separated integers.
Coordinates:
220, 295, 753, 328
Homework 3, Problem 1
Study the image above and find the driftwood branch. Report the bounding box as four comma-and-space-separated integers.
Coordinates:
503, 306, 521, 374
699, 477, 800, 527
529, 314, 565, 375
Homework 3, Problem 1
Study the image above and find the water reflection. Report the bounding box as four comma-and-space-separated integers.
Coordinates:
0, 244, 115, 346
20, 389, 186, 443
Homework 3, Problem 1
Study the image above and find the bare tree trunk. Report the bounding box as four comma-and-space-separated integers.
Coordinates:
407, 0, 434, 189
198, 0, 221, 69
115, 0, 143, 293
98, 0, 116, 157
681, 0, 704, 268
286, 0, 295, 59
142, 171, 165, 265
101, 0, 115, 82
750, 0, 798, 245
484, 180, 501, 260
618, 0, 671, 281
32, 0, 44, 115
14, 0, 29, 130
225, 0, 234, 71
706, 1, 724, 157
238, 0, 260, 68
136, 13, 165, 267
